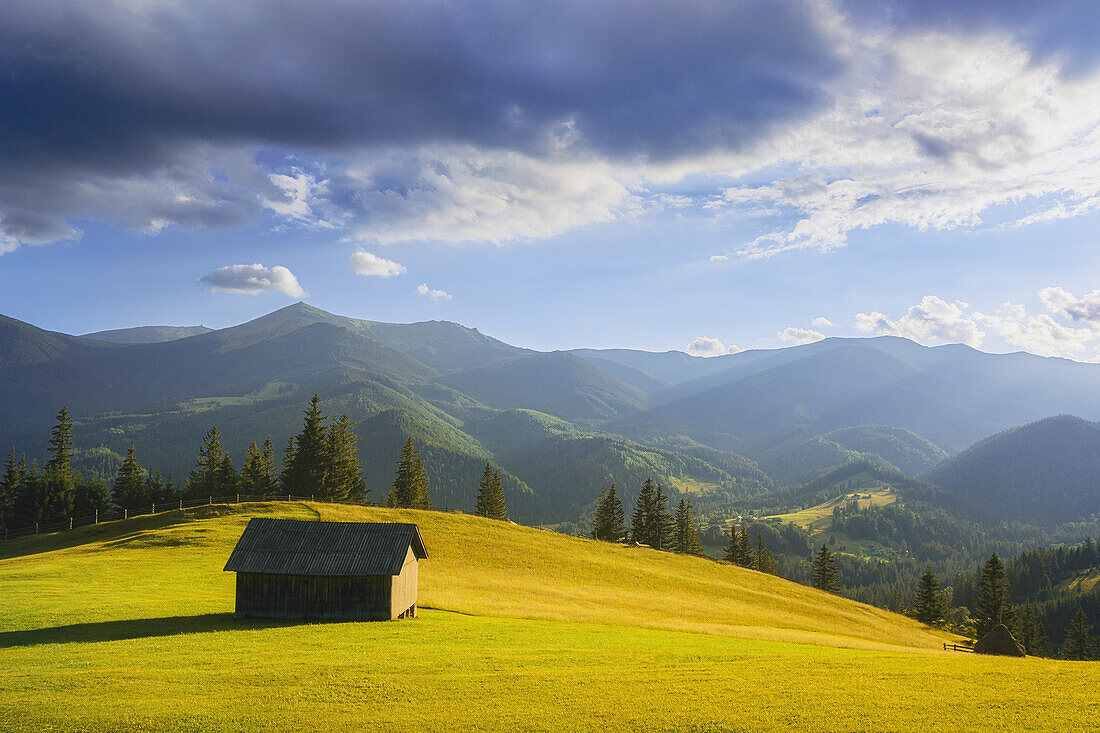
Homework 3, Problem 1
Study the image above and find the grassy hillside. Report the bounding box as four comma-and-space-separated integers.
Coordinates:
766, 488, 898, 532
1, 503, 1097, 732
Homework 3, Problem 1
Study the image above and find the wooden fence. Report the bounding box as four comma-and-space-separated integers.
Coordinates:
0, 494, 386, 542
943, 642, 974, 653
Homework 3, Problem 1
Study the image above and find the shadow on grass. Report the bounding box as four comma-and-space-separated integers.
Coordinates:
0, 613, 321, 648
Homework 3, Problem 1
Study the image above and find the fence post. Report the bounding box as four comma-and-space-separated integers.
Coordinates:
35, 522, 38, 535
236, 494, 239, 504
69, 517, 73, 530
209, 496, 212, 505
288, 494, 291, 502
311, 494, 314, 502
95, 509, 98, 525
152, 502, 156, 515
124, 508, 128, 520
179, 498, 183, 511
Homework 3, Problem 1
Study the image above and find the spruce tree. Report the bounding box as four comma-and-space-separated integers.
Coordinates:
1061, 610, 1095, 661
632, 478, 658, 546
73, 476, 111, 516
113, 442, 148, 508
812, 543, 841, 593
593, 483, 625, 541
1018, 601, 1046, 657
912, 566, 944, 625
44, 406, 76, 519
260, 438, 278, 490
975, 553, 1010, 638
674, 498, 704, 555
652, 483, 675, 551
0, 447, 18, 526
219, 452, 238, 492
723, 524, 753, 567
282, 395, 328, 495
754, 532, 778, 575
325, 415, 366, 501
475, 462, 508, 520
388, 438, 430, 509
240, 442, 271, 494
185, 427, 228, 498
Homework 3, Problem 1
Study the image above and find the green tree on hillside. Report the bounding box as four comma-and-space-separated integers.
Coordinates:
1061, 610, 1095, 660
388, 438, 431, 509
974, 553, 1010, 638
593, 483, 625, 541
475, 462, 508, 520
652, 483, 675, 551
281, 395, 328, 495
185, 427, 229, 497
43, 406, 76, 518
1017, 601, 1047, 657
911, 566, 945, 626
325, 416, 366, 502
113, 442, 148, 508
674, 498, 705, 556
812, 543, 841, 593
631, 478, 658, 546
754, 532, 778, 575
0, 447, 19, 526
241, 440, 279, 495
723, 524, 753, 567
73, 475, 111, 516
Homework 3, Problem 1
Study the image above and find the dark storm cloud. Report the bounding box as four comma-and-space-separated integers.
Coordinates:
0, 0, 840, 171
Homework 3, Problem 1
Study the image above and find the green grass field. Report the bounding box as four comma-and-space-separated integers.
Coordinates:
1, 502, 1097, 732
765, 488, 898, 532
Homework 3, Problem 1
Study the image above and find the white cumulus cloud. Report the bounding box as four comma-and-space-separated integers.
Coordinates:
811, 317, 836, 328
199, 263, 307, 298
778, 327, 826, 345
687, 336, 742, 357
416, 283, 452, 301
1038, 286, 1100, 325
350, 251, 406, 278
855, 296, 984, 347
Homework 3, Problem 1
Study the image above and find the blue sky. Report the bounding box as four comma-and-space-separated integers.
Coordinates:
2, 0, 1100, 358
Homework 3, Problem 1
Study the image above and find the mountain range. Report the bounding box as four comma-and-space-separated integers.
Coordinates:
3, 303, 1100, 526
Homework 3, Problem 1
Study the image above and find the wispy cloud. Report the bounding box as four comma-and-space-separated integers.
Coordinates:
199, 264, 307, 298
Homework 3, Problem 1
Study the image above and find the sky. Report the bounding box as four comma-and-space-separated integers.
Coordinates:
2, 0, 1100, 358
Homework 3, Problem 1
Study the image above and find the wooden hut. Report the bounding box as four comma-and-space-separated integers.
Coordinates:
223, 518, 428, 621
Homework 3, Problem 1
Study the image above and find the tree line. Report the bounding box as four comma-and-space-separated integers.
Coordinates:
0, 398, 518, 531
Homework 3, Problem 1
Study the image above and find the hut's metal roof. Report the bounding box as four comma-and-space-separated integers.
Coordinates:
223, 518, 428, 577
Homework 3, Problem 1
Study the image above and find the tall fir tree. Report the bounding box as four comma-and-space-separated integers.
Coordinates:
44, 406, 76, 519
281, 395, 328, 495
0, 447, 18, 526
1061, 609, 1095, 661
592, 483, 625, 541
388, 438, 431, 509
113, 442, 149, 508
73, 476, 111, 516
631, 478, 658, 545
325, 415, 366, 501
975, 553, 1010, 638
911, 566, 945, 625
812, 543, 841, 593
260, 438, 278, 489
1017, 601, 1046, 657
754, 532, 778, 574
652, 483, 675, 551
185, 426, 228, 497
240, 442, 275, 494
474, 462, 508, 520
673, 498, 705, 555
723, 524, 753, 567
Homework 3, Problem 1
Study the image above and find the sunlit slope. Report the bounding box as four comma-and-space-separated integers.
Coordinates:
3, 504, 1100, 732
1, 501, 940, 650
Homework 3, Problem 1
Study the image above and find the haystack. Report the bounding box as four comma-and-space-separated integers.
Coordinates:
973, 624, 1026, 657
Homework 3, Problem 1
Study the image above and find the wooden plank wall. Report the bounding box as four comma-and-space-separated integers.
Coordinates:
389, 546, 419, 618
235, 573, 393, 621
